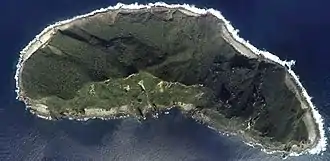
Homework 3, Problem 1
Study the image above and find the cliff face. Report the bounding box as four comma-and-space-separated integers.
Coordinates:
20, 7, 311, 153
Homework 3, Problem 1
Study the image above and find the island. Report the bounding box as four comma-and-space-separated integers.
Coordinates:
15, 3, 326, 157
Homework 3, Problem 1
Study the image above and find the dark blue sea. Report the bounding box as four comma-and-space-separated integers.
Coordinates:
1, 0, 330, 160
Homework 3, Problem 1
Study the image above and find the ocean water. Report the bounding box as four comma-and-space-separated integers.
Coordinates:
1, 0, 330, 161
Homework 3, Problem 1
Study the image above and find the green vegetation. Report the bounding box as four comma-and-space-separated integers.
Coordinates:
40, 71, 213, 118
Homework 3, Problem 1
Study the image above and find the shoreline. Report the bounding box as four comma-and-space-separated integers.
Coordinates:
14, 2, 327, 157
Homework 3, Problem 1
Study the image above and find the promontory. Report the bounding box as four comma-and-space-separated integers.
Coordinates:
15, 3, 326, 157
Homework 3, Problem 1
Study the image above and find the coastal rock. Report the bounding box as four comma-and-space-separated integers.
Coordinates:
16, 5, 322, 156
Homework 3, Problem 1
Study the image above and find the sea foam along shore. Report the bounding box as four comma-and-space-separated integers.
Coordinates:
14, 2, 327, 156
